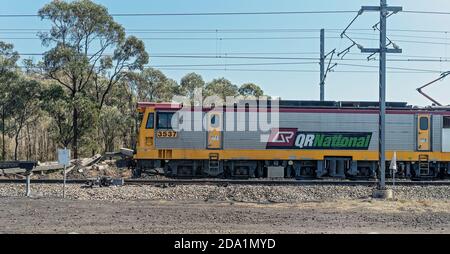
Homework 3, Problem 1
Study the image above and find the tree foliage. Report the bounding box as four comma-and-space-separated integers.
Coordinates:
180, 72, 205, 100
127, 68, 184, 102
0, 2, 268, 161
0, 41, 20, 160
8, 79, 42, 160
205, 77, 239, 100
37, 0, 149, 158
238, 83, 264, 97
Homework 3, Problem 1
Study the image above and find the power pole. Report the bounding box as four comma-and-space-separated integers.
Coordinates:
360, 0, 402, 191
320, 29, 325, 101
378, 0, 388, 190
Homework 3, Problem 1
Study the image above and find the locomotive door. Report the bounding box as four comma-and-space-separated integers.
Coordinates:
207, 112, 222, 149
417, 114, 431, 151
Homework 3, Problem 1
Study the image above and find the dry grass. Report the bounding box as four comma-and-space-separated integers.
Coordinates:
228, 199, 450, 214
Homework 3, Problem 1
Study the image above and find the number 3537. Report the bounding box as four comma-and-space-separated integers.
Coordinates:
157, 130, 177, 138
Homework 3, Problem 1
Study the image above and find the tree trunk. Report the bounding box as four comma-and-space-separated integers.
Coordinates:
73, 107, 79, 159
44, 131, 48, 161
129, 91, 135, 148
14, 131, 19, 161
26, 124, 31, 160
32, 125, 37, 161
1, 105, 5, 161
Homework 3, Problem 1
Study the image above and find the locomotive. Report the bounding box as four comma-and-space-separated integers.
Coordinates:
133, 99, 450, 179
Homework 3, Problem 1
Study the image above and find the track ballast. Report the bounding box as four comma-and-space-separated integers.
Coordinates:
1, 178, 450, 186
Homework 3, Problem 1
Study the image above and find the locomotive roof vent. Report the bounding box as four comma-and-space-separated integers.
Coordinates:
264, 100, 411, 109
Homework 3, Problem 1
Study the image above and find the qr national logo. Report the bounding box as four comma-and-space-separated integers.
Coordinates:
266, 128, 372, 150
266, 128, 298, 147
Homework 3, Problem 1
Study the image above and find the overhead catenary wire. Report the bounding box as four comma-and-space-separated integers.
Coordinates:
9, 50, 450, 58
0, 28, 344, 33
332, 31, 450, 41
403, 10, 450, 15
4, 35, 450, 46
153, 67, 442, 74
13, 52, 450, 63
151, 62, 319, 67
2, 28, 450, 35
0, 9, 449, 17
336, 63, 442, 73
152, 63, 443, 73
0, 36, 331, 40
0, 10, 358, 18
17, 53, 319, 60
18, 60, 444, 73
3, 29, 450, 43
17, 64, 441, 74
1, 27, 450, 32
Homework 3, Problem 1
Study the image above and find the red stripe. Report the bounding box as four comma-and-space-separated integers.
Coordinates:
139, 102, 450, 115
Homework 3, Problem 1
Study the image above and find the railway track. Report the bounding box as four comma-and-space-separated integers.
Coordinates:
1, 178, 450, 186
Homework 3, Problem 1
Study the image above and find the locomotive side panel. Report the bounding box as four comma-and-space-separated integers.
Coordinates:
386, 114, 415, 151
154, 111, 207, 149
223, 112, 415, 151
155, 131, 206, 149
223, 131, 267, 150
432, 115, 442, 152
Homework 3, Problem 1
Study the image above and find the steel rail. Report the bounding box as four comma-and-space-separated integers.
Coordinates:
1, 178, 450, 186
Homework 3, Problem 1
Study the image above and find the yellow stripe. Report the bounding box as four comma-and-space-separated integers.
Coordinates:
135, 148, 450, 162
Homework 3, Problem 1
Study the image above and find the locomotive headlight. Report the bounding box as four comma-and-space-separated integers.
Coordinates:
288, 160, 294, 166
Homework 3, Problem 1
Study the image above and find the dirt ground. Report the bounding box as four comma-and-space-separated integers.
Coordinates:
1, 197, 450, 234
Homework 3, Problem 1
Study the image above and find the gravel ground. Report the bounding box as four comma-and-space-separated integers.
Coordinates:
2, 183, 450, 202
2, 183, 450, 233
0, 197, 450, 233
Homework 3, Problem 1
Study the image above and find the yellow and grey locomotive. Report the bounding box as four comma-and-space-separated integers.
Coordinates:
133, 100, 450, 179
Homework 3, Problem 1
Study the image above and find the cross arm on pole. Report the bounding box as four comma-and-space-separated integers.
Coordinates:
361, 6, 402, 12
360, 48, 402, 53
361, 6, 380, 12
361, 48, 379, 53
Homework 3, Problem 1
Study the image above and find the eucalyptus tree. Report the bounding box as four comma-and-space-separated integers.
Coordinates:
127, 68, 183, 102
38, 0, 149, 158
205, 77, 239, 100
0, 41, 19, 160
180, 72, 205, 101
238, 83, 264, 97
8, 79, 42, 160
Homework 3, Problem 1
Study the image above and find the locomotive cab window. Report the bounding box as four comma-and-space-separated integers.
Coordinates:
444, 116, 450, 129
157, 112, 174, 129
419, 116, 429, 130
145, 112, 154, 129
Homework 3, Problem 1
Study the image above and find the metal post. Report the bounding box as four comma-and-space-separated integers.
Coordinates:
25, 174, 31, 197
392, 167, 395, 188
320, 29, 325, 101
63, 165, 66, 198
378, 0, 387, 190
345, 1, 402, 197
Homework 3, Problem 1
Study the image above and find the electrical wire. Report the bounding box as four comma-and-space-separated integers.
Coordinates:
337, 63, 442, 73
154, 67, 441, 74
0, 10, 358, 18
151, 62, 319, 67
3, 35, 450, 46
403, 10, 450, 15
0, 10, 449, 18
13, 52, 450, 63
